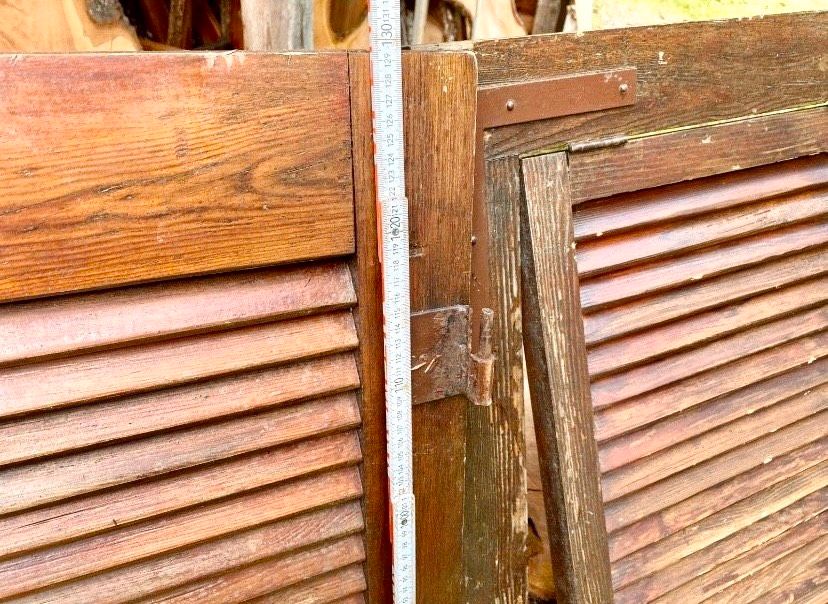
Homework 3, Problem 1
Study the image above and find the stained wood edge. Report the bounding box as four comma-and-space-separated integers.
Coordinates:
519, 152, 613, 603
347, 52, 392, 604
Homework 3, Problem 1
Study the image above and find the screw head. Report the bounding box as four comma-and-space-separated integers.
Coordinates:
619, 83, 629, 94
505, 99, 516, 111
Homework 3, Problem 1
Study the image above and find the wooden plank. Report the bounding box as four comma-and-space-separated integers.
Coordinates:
471, 13, 828, 156
399, 50, 477, 604
0, 0, 141, 51
599, 359, 827, 472
608, 439, 828, 562
0, 467, 362, 599
520, 152, 612, 603
583, 246, 828, 344
0, 311, 358, 418
137, 535, 365, 603
0, 353, 359, 466
702, 534, 828, 604
348, 52, 392, 604
0, 263, 355, 366
601, 384, 828, 502
0, 52, 353, 302
575, 189, 827, 277
463, 156, 527, 604
580, 221, 828, 310
246, 565, 367, 604
614, 492, 827, 604
610, 462, 827, 589
590, 306, 827, 409
749, 553, 828, 604
568, 112, 827, 203
240, 0, 313, 50
646, 510, 828, 604
588, 277, 827, 377
573, 155, 828, 240
11, 503, 364, 604
0, 393, 360, 514
0, 431, 361, 559
594, 331, 828, 441
604, 412, 827, 532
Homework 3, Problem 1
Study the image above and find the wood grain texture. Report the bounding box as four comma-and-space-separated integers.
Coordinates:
10, 503, 365, 604
576, 188, 827, 277
520, 152, 612, 603
0, 392, 361, 514
610, 462, 828, 589
0, 52, 354, 302
0, 432, 362, 559
607, 439, 828, 562
0, 353, 359, 466
246, 565, 367, 604
583, 246, 828, 344
0, 262, 356, 366
644, 508, 828, 604
568, 109, 828, 203
580, 220, 828, 310
746, 552, 828, 604
615, 492, 827, 604
0, 311, 358, 418
463, 155, 527, 604
594, 331, 828, 441
0, 467, 362, 599
604, 412, 828, 532
135, 535, 365, 603
573, 155, 828, 240
348, 53, 391, 604
470, 13, 828, 156
400, 50, 477, 604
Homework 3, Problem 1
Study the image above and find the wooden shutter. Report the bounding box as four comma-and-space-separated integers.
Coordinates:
0, 53, 372, 603
523, 148, 827, 603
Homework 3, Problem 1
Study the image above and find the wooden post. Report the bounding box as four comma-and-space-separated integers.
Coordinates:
240, 0, 313, 50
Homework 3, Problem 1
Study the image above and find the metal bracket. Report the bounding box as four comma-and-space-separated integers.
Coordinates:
411, 305, 495, 406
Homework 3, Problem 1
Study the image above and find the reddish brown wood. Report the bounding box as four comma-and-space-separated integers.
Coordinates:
751, 553, 828, 604
11, 503, 365, 604
607, 439, 828, 562
137, 535, 365, 603
594, 331, 828, 441
583, 246, 828, 344
0, 354, 359, 466
579, 221, 827, 310
567, 110, 827, 203
576, 189, 827, 277
246, 565, 368, 604
0, 393, 361, 514
573, 156, 828, 239
0, 53, 354, 303
0, 263, 355, 366
0, 431, 361, 559
0, 312, 358, 418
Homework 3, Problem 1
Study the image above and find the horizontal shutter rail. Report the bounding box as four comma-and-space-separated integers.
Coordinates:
0, 311, 358, 418
0, 263, 356, 367
0, 392, 361, 514
9, 503, 365, 604
0, 431, 362, 559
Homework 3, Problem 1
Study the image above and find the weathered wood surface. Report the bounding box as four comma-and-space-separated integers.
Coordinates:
240, 0, 313, 49
399, 50, 478, 604
349, 52, 392, 603
467, 13, 828, 156
0, 52, 354, 302
464, 156, 527, 603
568, 108, 828, 202
520, 152, 613, 603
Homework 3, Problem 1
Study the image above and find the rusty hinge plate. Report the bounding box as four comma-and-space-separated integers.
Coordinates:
477, 68, 637, 129
411, 305, 495, 406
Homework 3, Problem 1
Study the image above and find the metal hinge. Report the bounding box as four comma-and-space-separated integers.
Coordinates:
567, 134, 629, 153
410, 305, 495, 406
